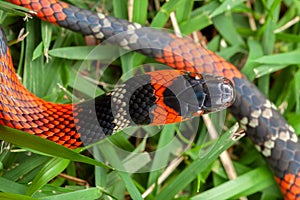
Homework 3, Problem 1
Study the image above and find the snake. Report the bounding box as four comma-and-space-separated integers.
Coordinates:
1, 0, 300, 199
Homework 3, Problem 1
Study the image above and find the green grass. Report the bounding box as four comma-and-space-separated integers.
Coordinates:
0, 0, 299, 199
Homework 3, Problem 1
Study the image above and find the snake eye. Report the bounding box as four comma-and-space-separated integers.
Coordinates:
187, 72, 205, 83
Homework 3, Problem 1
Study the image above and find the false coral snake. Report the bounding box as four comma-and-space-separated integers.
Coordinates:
0, 0, 300, 199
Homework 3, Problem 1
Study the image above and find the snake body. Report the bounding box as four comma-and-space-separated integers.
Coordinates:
0, 29, 234, 146
75, 70, 233, 145
2, 0, 300, 199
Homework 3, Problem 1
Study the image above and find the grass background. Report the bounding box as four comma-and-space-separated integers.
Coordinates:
0, 0, 300, 199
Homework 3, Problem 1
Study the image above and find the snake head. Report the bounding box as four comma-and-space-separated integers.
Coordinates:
171, 72, 235, 118
198, 73, 235, 113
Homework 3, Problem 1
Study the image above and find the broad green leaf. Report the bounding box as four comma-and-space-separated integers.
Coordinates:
48, 46, 120, 60
212, 13, 244, 46
0, 192, 37, 200
0, 125, 112, 169
132, 0, 148, 24
192, 167, 276, 200
253, 64, 287, 78
151, 0, 184, 28
26, 158, 70, 196
210, 0, 245, 18
255, 50, 300, 65
0, 177, 27, 194
39, 187, 102, 200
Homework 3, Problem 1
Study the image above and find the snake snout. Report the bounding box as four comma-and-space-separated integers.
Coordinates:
219, 78, 235, 106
